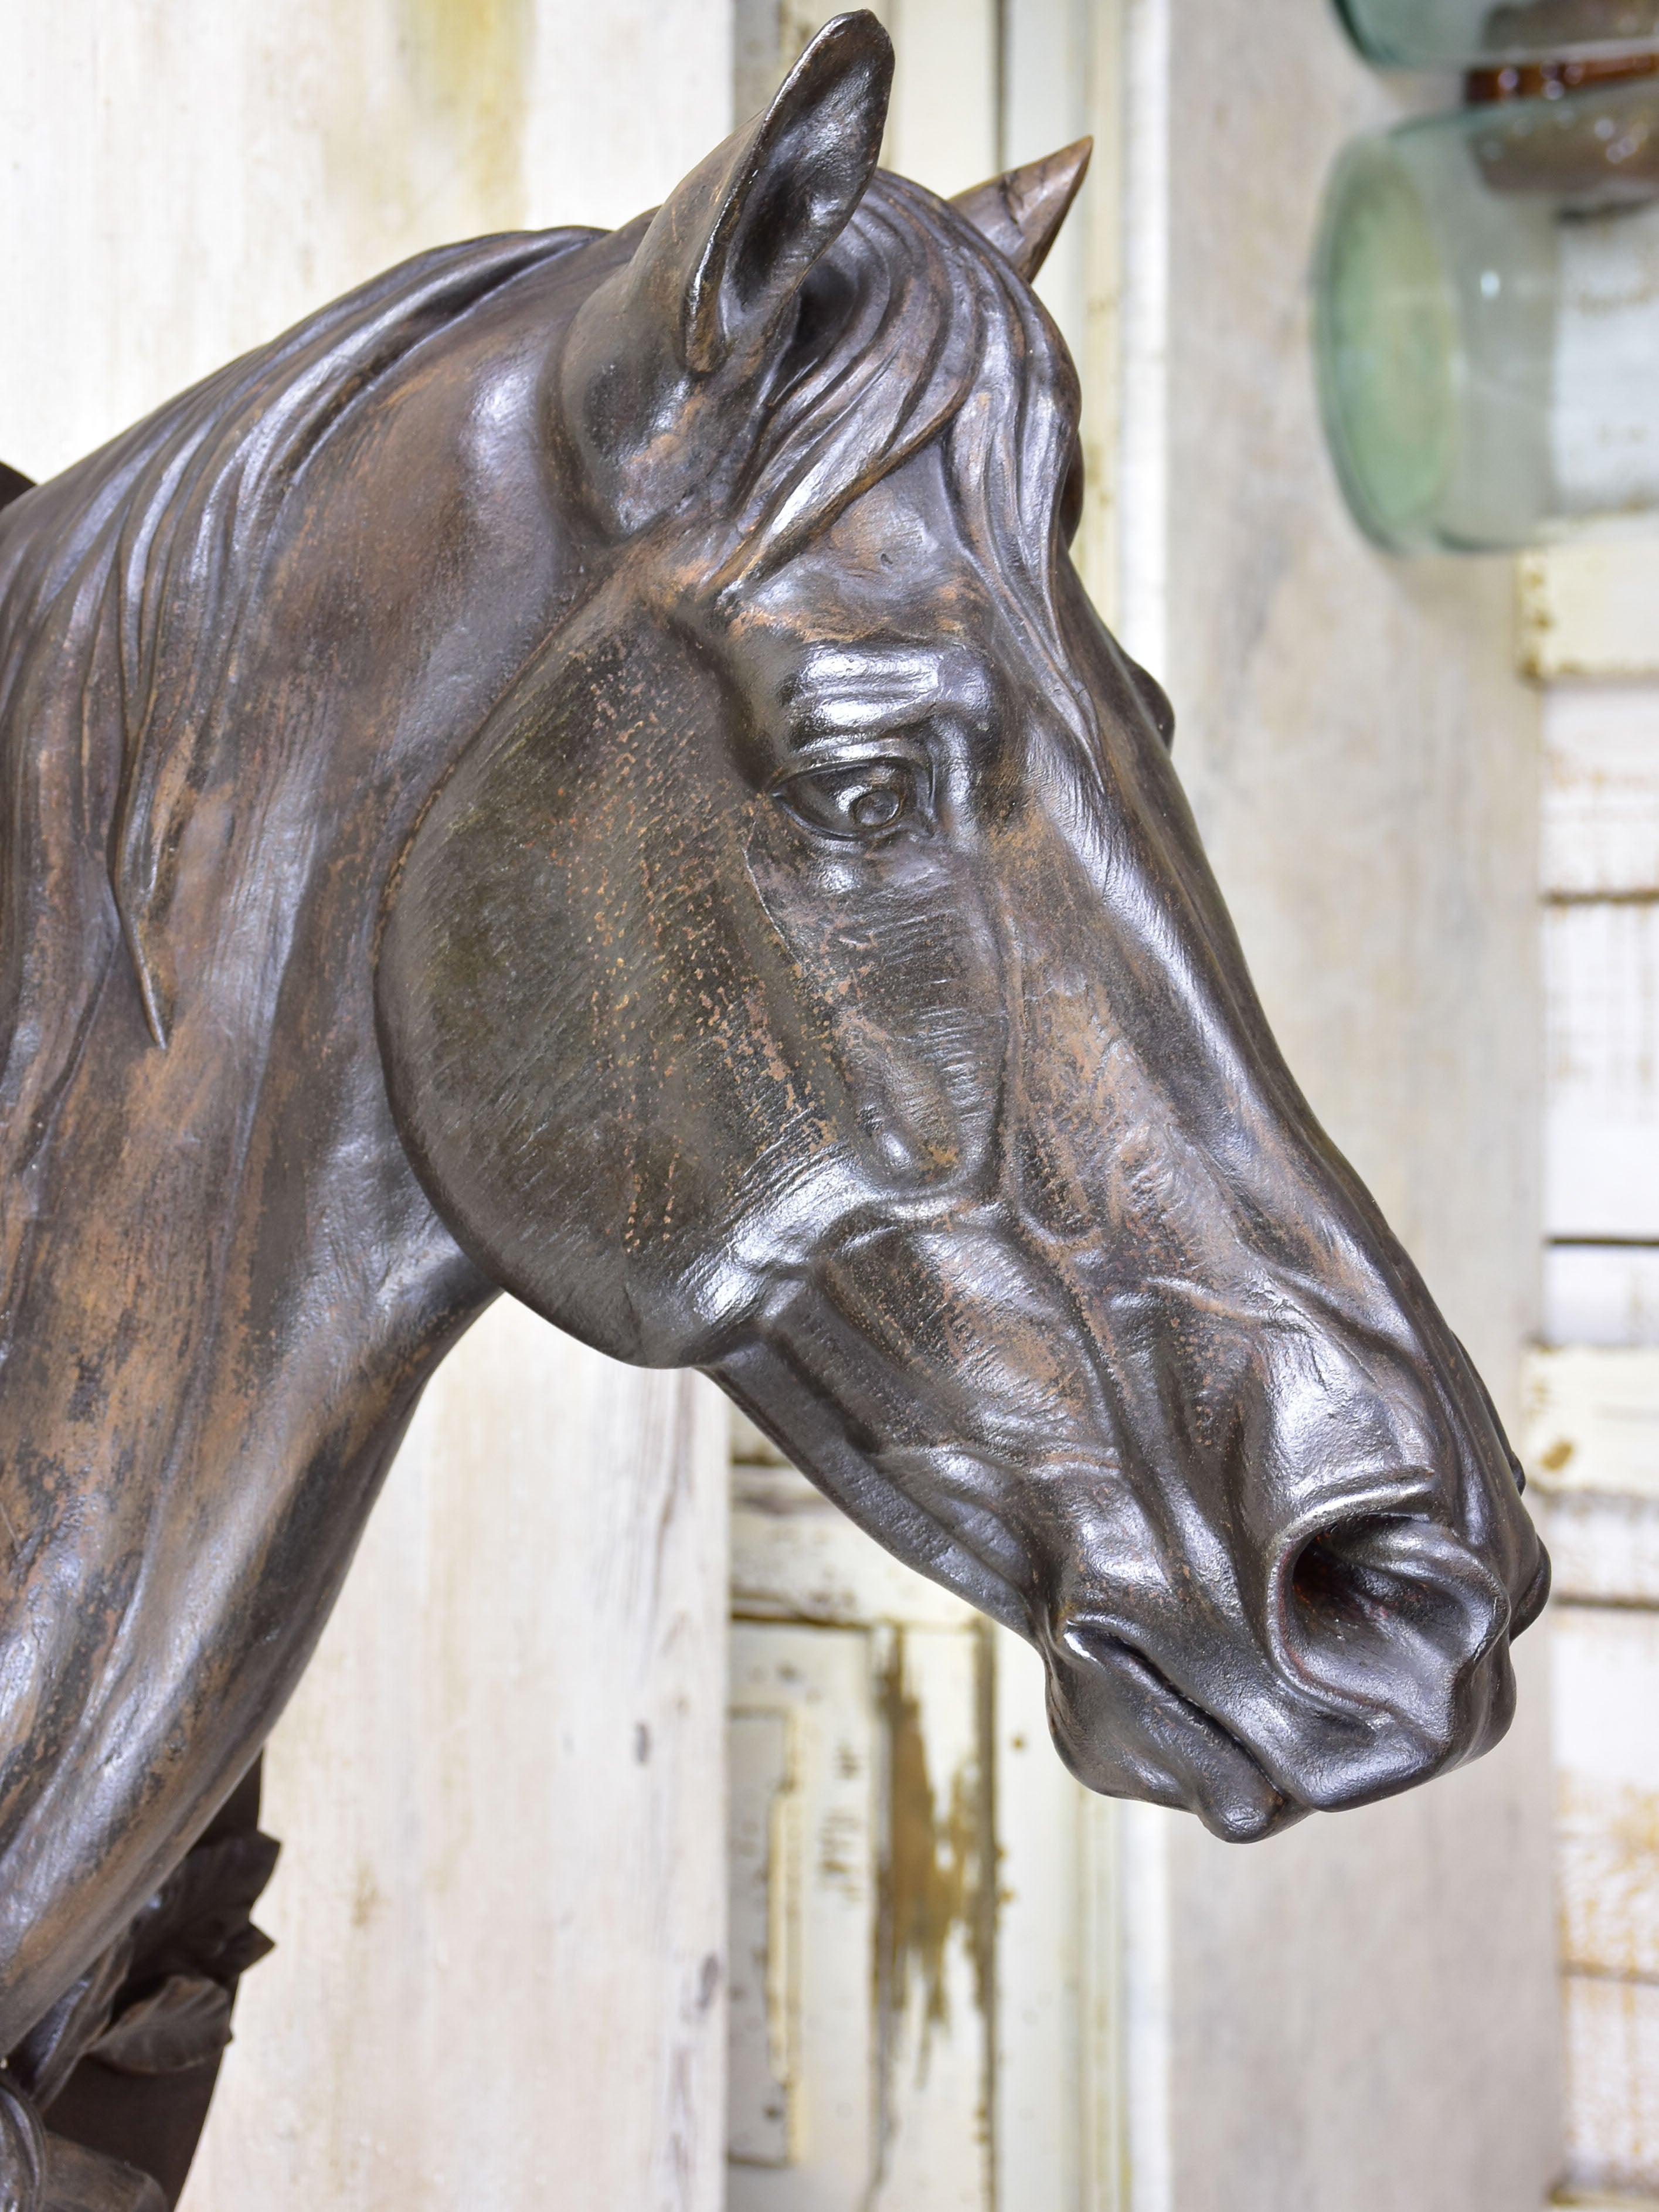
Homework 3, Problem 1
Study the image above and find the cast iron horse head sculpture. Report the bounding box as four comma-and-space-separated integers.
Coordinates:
0, 12, 1545, 2204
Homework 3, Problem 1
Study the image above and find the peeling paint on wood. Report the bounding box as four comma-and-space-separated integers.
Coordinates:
875, 1627, 994, 2053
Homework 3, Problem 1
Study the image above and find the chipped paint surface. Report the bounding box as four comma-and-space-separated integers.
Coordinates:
729, 1463, 1001, 2211
876, 1627, 992, 2046
872, 1626, 996, 2202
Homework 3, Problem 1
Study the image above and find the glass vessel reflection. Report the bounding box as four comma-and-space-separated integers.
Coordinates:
1313, 78, 1659, 551
1337, 0, 1659, 67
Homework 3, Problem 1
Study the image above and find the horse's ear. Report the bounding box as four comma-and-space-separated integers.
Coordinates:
678, 11, 893, 373
951, 138, 1092, 283
558, 11, 892, 531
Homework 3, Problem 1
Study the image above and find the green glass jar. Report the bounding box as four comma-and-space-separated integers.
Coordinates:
1313, 79, 1659, 549
1337, 0, 1659, 67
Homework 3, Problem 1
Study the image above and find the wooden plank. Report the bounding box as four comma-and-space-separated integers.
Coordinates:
1519, 542, 1659, 684
730, 1626, 879, 2201
994, 1629, 1086, 2211
1522, 1346, 1659, 1500
186, 1299, 730, 2211
1563, 1975, 1659, 2197
1545, 902, 1659, 1240
733, 1413, 1114, 2206
1545, 1246, 1659, 1351
1544, 686, 1659, 898
870, 1625, 994, 2212
0, 0, 732, 484
1540, 1491, 1659, 1608
1004, 0, 1092, 363
728, 1622, 993, 2212
1553, 1608, 1659, 1983
729, 1710, 797, 2166
733, 1459, 980, 1631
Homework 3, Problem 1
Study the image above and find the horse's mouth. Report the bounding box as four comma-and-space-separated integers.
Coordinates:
1051, 1547, 1529, 1841
1049, 1623, 1301, 1843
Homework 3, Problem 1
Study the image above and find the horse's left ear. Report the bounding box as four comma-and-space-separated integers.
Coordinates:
557, 11, 892, 532
951, 139, 1092, 283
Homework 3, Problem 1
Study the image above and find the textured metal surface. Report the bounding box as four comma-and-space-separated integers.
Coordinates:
0, 11, 1545, 2205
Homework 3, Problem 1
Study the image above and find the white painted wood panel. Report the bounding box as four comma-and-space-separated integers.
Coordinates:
732, 1454, 978, 1631
1523, 1346, 1659, 1499
1563, 1973, 1659, 2200
1520, 542, 1659, 684
1541, 1491, 1659, 1607
730, 1708, 798, 2166
0, 0, 732, 484
1544, 686, 1659, 899
1003, 0, 1092, 366
1545, 1245, 1659, 1350
1545, 901, 1659, 1240
186, 1300, 730, 2211
729, 1627, 879, 2195
730, 1412, 1114, 2206
1555, 1608, 1659, 2199
872, 1626, 994, 2212
726, 1613, 994, 2211
1555, 1608, 1659, 1982
1529, 488, 1659, 2199
993, 1633, 1086, 2212
886, 0, 1000, 196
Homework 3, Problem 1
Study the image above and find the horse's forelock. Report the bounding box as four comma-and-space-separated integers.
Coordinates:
714, 172, 1085, 734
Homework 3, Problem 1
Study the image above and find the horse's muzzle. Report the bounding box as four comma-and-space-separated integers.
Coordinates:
1040, 1503, 1545, 1843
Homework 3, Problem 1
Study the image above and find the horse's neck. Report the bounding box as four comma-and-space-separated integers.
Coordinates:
0, 266, 597, 2038
0, 750, 501, 2016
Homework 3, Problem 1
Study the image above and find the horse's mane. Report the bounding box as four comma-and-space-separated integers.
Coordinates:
0, 229, 584, 1080
723, 171, 1081, 696
0, 177, 1076, 1199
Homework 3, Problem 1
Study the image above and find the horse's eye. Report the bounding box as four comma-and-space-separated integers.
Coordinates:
777, 760, 919, 841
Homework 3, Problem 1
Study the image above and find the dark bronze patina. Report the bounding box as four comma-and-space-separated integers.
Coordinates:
0, 14, 1546, 2204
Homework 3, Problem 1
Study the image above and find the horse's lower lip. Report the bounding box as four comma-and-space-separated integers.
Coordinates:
1063, 1626, 1299, 1843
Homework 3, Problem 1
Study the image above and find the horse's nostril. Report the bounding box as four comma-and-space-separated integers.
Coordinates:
1290, 1517, 1400, 1635
1281, 1511, 1510, 1744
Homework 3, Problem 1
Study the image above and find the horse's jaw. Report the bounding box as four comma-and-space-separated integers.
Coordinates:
708, 1199, 1546, 1844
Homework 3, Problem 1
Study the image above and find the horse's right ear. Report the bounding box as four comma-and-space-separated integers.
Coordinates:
678, 12, 892, 375
557, 11, 892, 531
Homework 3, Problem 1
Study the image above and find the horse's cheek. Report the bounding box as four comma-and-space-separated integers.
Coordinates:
740, 817, 1004, 1195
